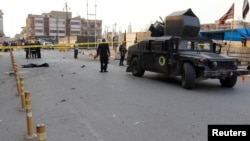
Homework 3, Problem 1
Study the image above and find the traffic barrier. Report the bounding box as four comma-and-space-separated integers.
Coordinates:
89, 52, 94, 57
36, 123, 46, 141
10, 49, 15, 68
24, 91, 37, 140
9, 51, 22, 96
241, 75, 245, 82
19, 77, 26, 110
14, 64, 21, 96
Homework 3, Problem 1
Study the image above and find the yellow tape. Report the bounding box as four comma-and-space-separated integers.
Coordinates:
0, 41, 124, 49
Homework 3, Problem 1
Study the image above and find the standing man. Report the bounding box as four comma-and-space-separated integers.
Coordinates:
74, 41, 79, 59
119, 42, 127, 66
94, 38, 110, 72
24, 41, 30, 59
35, 40, 41, 58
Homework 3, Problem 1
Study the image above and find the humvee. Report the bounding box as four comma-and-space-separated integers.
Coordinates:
126, 9, 250, 89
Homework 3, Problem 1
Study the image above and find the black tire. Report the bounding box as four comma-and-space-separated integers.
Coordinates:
181, 63, 196, 89
131, 57, 145, 77
219, 76, 237, 88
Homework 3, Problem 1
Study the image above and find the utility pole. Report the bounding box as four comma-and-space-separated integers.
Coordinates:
56, 18, 58, 43
105, 25, 109, 42
64, 2, 70, 45
0, 10, 4, 37
112, 22, 117, 50
95, 1, 97, 46
87, 0, 97, 49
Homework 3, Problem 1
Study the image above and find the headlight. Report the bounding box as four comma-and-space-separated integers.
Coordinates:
199, 58, 204, 63
213, 61, 218, 67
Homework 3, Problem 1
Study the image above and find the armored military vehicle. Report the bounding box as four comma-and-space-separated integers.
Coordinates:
126, 8, 250, 89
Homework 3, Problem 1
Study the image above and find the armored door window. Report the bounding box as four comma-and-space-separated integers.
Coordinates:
186, 41, 192, 50
146, 41, 152, 52
139, 42, 146, 50
179, 41, 190, 50
195, 42, 211, 51
153, 42, 162, 52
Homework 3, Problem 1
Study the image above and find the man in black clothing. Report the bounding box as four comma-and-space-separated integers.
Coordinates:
119, 42, 127, 66
35, 40, 41, 58
95, 38, 110, 72
24, 42, 30, 59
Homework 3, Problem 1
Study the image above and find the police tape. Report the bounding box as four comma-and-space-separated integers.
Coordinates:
0, 41, 123, 49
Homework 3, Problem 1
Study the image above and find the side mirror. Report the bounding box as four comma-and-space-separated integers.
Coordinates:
213, 43, 221, 54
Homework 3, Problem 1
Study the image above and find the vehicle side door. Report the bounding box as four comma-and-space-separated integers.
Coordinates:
154, 41, 168, 73
167, 39, 179, 75
142, 40, 156, 71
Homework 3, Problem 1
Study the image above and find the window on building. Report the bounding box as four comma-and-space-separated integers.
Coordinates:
58, 21, 65, 25
35, 29, 43, 33
90, 23, 95, 28
71, 22, 80, 25
58, 30, 65, 33
82, 23, 87, 27
71, 31, 80, 35
35, 20, 43, 24
83, 31, 87, 35
96, 23, 101, 28
50, 30, 57, 33
50, 21, 56, 25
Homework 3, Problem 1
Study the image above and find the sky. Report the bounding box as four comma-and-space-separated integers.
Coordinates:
0, 0, 249, 37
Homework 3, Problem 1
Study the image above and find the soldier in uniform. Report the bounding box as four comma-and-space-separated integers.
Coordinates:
35, 40, 41, 58
119, 42, 127, 66
94, 38, 110, 72
24, 41, 30, 59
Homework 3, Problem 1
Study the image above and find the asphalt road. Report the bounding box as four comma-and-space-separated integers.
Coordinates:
0, 49, 250, 141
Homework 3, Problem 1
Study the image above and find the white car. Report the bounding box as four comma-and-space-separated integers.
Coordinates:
43, 42, 54, 49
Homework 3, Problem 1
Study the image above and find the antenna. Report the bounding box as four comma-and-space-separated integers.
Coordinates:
159, 16, 165, 24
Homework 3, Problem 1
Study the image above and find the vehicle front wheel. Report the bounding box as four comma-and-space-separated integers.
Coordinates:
219, 76, 237, 88
131, 57, 145, 77
181, 63, 196, 89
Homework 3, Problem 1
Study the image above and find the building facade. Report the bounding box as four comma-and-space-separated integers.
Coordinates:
26, 11, 102, 42
0, 10, 4, 37
200, 20, 250, 31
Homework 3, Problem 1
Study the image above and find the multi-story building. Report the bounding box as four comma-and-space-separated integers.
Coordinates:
0, 10, 4, 37
26, 11, 102, 42
200, 20, 250, 31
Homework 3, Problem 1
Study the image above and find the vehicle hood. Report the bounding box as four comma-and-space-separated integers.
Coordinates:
179, 51, 236, 60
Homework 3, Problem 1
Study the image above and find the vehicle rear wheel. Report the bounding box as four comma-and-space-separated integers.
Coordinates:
131, 57, 145, 77
219, 76, 237, 88
181, 63, 196, 89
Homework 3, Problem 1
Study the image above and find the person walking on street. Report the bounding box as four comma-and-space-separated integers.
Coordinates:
74, 42, 79, 59
94, 38, 110, 72
119, 42, 127, 66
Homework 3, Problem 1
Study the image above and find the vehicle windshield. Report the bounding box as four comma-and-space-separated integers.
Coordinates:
179, 40, 212, 51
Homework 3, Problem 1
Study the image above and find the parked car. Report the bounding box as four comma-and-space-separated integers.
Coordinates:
43, 42, 54, 49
